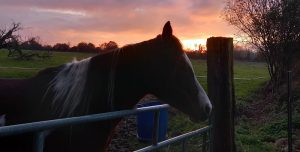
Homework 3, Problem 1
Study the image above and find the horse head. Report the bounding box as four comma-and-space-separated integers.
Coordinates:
145, 21, 212, 122
44, 21, 212, 122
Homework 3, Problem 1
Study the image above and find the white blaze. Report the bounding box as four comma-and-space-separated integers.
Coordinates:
182, 53, 212, 113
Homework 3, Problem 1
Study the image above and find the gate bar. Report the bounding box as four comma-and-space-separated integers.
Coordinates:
182, 140, 187, 152
288, 71, 293, 152
152, 111, 160, 145
0, 104, 170, 137
33, 131, 45, 152
135, 126, 211, 152
202, 131, 208, 152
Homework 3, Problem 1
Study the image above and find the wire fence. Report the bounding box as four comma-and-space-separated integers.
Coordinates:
196, 75, 267, 80
0, 67, 42, 70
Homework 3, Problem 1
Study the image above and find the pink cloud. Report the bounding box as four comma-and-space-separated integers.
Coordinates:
0, 0, 236, 46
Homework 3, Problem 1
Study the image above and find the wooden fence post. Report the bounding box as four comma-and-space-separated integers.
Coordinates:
207, 37, 235, 152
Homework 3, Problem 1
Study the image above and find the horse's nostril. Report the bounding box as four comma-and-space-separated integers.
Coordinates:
205, 104, 212, 115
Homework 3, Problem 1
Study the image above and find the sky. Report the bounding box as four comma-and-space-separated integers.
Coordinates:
0, 0, 236, 50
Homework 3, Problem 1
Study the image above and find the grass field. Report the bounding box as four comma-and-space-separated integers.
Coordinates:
0, 49, 273, 151
0, 50, 92, 78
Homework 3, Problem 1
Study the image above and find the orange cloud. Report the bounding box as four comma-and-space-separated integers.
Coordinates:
0, 0, 237, 47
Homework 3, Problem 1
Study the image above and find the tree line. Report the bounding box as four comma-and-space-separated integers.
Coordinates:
186, 46, 264, 61
20, 39, 118, 53
0, 23, 119, 59
51, 41, 118, 53
9, 35, 118, 53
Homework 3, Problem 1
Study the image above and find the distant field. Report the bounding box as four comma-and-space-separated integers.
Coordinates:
0, 49, 271, 151
0, 49, 93, 78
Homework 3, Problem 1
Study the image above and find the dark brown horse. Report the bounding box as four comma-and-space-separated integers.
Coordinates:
0, 21, 212, 152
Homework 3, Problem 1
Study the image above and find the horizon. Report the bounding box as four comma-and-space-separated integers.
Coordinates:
0, 0, 236, 50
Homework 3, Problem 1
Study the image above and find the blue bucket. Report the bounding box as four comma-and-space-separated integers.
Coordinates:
136, 101, 168, 142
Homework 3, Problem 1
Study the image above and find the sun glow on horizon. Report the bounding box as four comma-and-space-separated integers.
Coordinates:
181, 39, 207, 51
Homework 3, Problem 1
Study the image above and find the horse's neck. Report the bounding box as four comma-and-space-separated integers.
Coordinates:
89, 47, 151, 111
110, 47, 152, 110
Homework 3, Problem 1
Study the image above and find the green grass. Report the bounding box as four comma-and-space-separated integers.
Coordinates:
192, 60, 269, 103
0, 49, 273, 151
0, 49, 93, 78
166, 60, 271, 152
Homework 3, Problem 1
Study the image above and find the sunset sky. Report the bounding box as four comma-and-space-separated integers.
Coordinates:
0, 0, 236, 50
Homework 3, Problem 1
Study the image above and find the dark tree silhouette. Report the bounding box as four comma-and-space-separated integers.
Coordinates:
0, 22, 21, 49
53, 43, 70, 51
100, 41, 118, 52
224, 0, 300, 88
21, 37, 43, 50
75, 42, 96, 52
0, 22, 24, 58
1, 23, 51, 60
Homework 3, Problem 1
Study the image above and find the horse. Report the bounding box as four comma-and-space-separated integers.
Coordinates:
0, 21, 212, 152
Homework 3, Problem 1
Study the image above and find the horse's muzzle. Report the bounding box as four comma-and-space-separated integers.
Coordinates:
189, 104, 212, 123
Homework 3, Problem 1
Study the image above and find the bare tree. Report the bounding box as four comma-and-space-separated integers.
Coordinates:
1, 23, 52, 60
0, 22, 24, 58
223, 0, 300, 88
0, 22, 21, 49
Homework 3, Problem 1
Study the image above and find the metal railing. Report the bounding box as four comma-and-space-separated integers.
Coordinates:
0, 103, 211, 152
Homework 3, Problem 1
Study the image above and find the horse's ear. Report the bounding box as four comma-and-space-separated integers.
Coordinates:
162, 21, 173, 39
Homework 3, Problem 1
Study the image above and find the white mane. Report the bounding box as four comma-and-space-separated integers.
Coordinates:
48, 57, 91, 116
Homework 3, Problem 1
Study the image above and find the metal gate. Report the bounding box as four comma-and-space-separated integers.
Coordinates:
0, 103, 211, 152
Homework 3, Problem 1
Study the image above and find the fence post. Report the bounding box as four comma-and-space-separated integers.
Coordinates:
182, 140, 187, 152
207, 37, 236, 152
